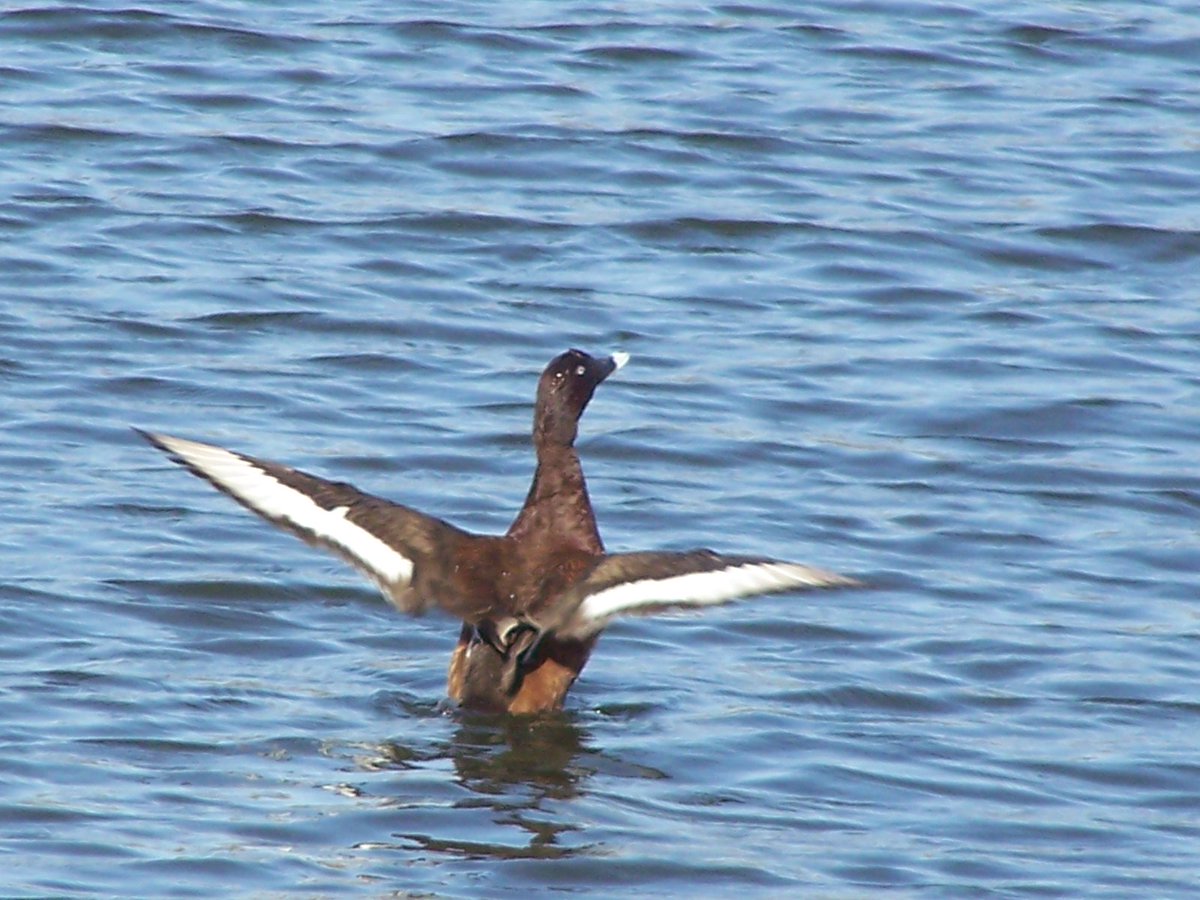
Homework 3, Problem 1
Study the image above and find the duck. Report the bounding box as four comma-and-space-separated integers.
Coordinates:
137, 349, 857, 713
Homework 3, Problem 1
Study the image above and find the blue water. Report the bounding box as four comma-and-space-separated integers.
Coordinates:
3, 1, 1199, 895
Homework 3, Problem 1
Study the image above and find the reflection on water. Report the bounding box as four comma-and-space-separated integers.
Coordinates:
359, 706, 662, 861
443, 712, 595, 800
6, 0, 1200, 893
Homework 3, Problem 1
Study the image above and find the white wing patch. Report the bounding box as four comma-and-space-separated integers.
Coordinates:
568, 561, 855, 636
147, 433, 414, 586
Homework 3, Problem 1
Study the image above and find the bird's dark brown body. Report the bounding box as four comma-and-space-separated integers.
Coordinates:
140, 349, 855, 713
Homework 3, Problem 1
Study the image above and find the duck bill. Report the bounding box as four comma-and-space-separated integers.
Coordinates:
598, 351, 630, 382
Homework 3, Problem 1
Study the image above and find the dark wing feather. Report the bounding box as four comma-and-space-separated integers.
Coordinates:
550, 549, 858, 638
137, 430, 499, 619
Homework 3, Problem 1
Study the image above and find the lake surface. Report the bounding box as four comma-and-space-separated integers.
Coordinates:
3, 1, 1199, 896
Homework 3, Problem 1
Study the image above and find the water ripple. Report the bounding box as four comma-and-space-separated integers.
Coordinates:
2, 0, 1200, 896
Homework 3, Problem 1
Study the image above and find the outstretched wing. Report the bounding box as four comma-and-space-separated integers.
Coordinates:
137, 430, 498, 619
553, 549, 858, 638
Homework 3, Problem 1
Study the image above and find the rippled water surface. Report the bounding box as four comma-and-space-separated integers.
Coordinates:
3, 1, 1199, 896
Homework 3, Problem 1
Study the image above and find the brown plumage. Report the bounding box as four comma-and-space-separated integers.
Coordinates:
139, 349, 857, 713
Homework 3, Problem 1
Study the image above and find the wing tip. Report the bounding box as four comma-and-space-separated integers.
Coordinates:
136, 429, 238, 471
134, 427, 193, 459
783, 564, 864, 590
132, 425, 162, 447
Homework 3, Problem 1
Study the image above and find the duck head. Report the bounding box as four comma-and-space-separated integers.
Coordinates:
533, 348, 628, 448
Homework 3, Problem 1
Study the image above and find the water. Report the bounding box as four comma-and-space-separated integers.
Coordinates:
3, 1, 1199, 895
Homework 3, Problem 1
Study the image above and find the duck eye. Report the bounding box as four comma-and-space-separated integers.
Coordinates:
575, 365, 586, 376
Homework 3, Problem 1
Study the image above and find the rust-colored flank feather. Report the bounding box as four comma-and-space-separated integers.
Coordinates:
138, 349, 857, 713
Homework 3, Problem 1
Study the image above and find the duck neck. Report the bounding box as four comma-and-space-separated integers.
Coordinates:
507, 441, 602, 552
